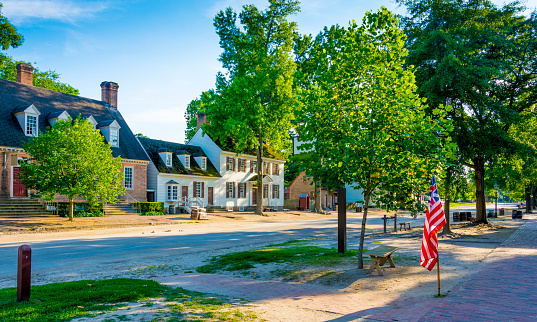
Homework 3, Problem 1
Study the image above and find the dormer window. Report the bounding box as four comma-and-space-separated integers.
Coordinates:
97, 120, 121, 147
158, 148, 173, 167
176, 150, 191, 169
193, 152, 206, 171
13, 104, 41, 137
47, 110, 70, 127
83, 115, 98, 130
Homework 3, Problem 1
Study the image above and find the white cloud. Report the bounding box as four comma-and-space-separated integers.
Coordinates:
1, 0, 110, 24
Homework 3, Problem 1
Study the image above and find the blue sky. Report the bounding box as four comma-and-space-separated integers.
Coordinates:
2, 0, 536, 143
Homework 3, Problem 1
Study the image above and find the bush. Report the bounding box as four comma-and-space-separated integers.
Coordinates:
58, 202, 104, 217
135, 202, 164, 215
140, 211, 167, 216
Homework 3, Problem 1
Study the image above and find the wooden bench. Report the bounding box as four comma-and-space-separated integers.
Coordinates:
364, 245, 399, 276
263, 206, 274, 212
399, 222, 411, 230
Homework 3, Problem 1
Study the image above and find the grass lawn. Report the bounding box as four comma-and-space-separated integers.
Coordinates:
0, 278, 257, 321
197, 238, 364, 283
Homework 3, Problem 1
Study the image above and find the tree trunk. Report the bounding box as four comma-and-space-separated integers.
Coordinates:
68, 197, 74, 221
532, 185, 536, 210
442, 167, 453, 234
313, 179, 322, 213
358, 188, 370, 269
525, 185, 531, 214
256, 136, 264, 215
474, 157, 488, 224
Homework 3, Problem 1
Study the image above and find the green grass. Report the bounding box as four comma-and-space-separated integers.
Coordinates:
450, 202, 476, 207
196, 240, 361, 274
0, 279, 165, 321
0, 279, 258, 322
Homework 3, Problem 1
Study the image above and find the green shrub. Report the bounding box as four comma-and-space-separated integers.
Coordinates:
140, 211, 166, 216
135, 202, 165, 215
58, 202, 104, 217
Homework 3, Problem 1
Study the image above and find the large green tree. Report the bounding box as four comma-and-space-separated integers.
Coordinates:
296, 7, 454, 268
199, 0, 299, 215
0, 3, 23, 50
398, 0, 537, 223
20, 118, 125, 221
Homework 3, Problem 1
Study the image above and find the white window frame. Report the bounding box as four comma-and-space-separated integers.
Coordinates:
227, 157, 234, 171
252, 161, 257, 173
185, 156, 190, 169
239, 183, 245, 198
201, 157, 206, 170
124, 167, 133, 189
167, 185, 178, 201
166, 154, 172, 167
228, 182, 234, 198
26, 115, 37, 136
195, 182, 202, 198
110, 129, 119, 147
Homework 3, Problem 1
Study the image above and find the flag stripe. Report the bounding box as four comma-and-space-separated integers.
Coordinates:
420, 174, 446, 271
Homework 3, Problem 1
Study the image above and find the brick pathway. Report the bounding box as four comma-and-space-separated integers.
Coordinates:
367, 216, 537, 322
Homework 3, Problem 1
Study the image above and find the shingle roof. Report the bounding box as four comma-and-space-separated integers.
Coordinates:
138, 137, 221, 178
0, 78, 149, 161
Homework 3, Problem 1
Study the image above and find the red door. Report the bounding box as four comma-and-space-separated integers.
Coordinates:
208, 187, 214, 206
13, 167, 27, 197
252, 188, 257, 205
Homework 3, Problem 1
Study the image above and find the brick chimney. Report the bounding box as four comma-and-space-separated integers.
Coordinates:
197, 112, 210, 129
100, 81, 119, 109
16, 63, 34, 86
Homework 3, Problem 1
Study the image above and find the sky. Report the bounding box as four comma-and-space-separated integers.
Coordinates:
2, 0, 537, 143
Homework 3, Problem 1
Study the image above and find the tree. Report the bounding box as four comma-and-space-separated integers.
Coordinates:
20, 117, 125, 221
398, 0, 537, 223
200, 0, 299, 215
184, 90, 215, 141
296, 8, 454, 268
0, 54, 80, 95
0, 3, 23, 50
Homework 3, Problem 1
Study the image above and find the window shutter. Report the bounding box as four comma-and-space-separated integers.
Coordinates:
226, 157, 229, 171
238, 159, 241, 172
233, 158, 236, 171
193, 181, 197, 197
250, 160, 253, 173
202, 182, 205, 198
233, 182, 236, 198
226, 182, 229, 198
272, 185, 275, 199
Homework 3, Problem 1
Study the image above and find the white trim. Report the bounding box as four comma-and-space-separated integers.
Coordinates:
158, 173, 220, 180
121, 159, 150, 165
0, 146, 24, 153
220, 151, 285, 163
10, 166, 13, 198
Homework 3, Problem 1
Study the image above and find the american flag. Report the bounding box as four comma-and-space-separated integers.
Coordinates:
420, 174, 447, 271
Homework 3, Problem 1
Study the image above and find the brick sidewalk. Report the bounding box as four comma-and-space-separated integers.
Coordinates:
367, 216, 537, 322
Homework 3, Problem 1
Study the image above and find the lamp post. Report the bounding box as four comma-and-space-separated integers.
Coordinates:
494, 182, 499, 217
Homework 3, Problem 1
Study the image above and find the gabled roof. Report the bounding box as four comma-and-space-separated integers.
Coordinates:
138, 137, 221, 178
0, 78, 148, 161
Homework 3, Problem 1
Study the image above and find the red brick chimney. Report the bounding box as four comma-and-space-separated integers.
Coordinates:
16, 63, 34, 86
197, 112, 210, 129
100, 81, 119, 109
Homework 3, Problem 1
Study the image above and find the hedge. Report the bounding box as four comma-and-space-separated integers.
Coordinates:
57, 202, 104, 217
135, 202, 165, 215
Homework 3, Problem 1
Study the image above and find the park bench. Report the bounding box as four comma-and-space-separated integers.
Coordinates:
263, 206, 275, 212
399, 222, 411, 230
364, 245, 399, 276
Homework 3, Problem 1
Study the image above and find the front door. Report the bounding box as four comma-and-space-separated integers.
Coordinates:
252, 187, 257, 205
181, 186, 188, 201
208, 187, 214, 206
12, 167, 27, 197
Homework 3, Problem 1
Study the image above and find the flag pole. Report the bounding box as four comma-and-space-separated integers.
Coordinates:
437, 253, 441, 296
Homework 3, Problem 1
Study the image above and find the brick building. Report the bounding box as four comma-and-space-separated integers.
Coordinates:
0, 63, 149, 203
284, 171, 336, 210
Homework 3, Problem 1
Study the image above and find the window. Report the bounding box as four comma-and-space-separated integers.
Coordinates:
274, 164, 279, 176
227, 182, 234, 198
239, 183, 245, 198
166, 154, 172, 167
273, 185, 280, 199
201, 158, 206, 170
226, 157, 234, 171
252, 161, 257, 173
26, 115, 37, 136
195, 182, 202, 197
167, 185, 178, 201
124, 167, 133, 189
110, 129, 119, 147
239, 159, 246, 172
185, 156, 190, 168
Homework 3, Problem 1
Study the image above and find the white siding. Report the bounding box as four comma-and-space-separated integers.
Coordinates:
188, 129, 222, 171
